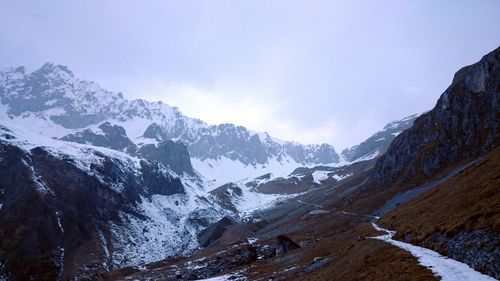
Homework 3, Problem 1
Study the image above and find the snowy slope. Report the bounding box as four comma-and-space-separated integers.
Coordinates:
208, 176, 305, 217
192, 154, 317, 190
0, 121, 228, 277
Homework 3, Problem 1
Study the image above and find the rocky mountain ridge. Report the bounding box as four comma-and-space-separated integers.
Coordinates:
341, 113, 419, 162
0, 63, 339, 184
372, 46, 499, 188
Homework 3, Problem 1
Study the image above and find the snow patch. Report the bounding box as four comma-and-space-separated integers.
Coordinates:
195, 272, 246, 281
193, 155, 322, 191
370, 223, 496, 281
311, 170, 330, 184
110, 192, 225, 268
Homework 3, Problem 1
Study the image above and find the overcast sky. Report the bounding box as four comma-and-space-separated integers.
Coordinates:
1, 1, 499, 150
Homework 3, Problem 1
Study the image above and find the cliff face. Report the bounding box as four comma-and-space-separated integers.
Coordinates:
372, 47, 500, 188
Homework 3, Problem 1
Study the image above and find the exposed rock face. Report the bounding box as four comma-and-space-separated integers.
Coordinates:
209, 183, 243, 212
61, 124, 195, 176
137, 140, 194, 176
139, 160, 185, 196
142, 123, 168, 141
372, 47, 500, 187
61, 122, 135, 151
275, 235, 301, 255
412, 230, 500, 279
0, 143, 66, 281
341, 114, 419, 162
197, 216, 236, 248
0, 144, 130, 280
143, 122, 340, 166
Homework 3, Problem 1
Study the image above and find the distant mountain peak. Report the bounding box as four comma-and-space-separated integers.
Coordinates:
342, 113, 419, 163
0, 62, 340, 185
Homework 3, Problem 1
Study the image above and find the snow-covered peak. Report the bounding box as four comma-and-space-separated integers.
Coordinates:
0, 62, 341, 184
37, 62, 75, 79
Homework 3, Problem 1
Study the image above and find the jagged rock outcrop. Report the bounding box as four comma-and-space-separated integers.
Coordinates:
139, 160, 185, 196
372, 47, 499, 187
197, 216, 237, 248
209, 183, 243, 212
0, 63, 125, 128
418, 230, 500, 279
143, 122, 340, 166
137, 140, 194, 176
61, 122, 135, 151
62, 126, 195, 176
275, 235, 301, 255
142, 123, 168, 141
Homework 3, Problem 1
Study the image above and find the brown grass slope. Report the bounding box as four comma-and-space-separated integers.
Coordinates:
381, 146, 500, 278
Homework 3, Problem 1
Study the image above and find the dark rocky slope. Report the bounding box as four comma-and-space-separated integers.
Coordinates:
0, 125, 197, 281
381, 146, 500, 279
137, 140, 194, 175
372, 47, 499, 188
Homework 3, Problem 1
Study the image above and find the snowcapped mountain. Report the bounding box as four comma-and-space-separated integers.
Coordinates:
1, 45, 498, 281
0, 121, 228, 280
0, 63, 340, 187
341, 114, 419, 162
0, 62, 343, 280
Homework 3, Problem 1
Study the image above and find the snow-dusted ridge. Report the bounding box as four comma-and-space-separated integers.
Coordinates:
341, 113, 420, 163
0, 63, 341, 186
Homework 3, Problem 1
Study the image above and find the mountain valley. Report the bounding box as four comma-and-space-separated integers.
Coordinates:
0, 45, 498, 281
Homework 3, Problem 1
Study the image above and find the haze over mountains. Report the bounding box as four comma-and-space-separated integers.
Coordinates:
0, 46, 498, 280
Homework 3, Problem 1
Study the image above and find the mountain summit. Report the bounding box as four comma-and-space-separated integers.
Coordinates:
0, 63, 340, 185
